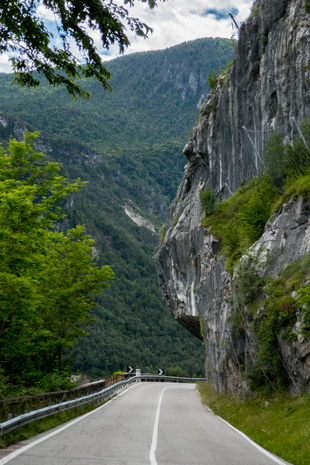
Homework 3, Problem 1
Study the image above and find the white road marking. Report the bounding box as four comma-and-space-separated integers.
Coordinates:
0, 383, 291, 465
149, 385, 289, 465
149, 386, 170, 465
0, 383, 139, 465
217, 417, 289, 465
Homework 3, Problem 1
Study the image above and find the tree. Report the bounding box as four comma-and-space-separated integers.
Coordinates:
0, 0, 156, 99
0, 133, 114, 385
36, 226, 114, 374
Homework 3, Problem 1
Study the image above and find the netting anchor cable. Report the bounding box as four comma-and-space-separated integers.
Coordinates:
291, 116, 309, 151
242, 125, 264, 166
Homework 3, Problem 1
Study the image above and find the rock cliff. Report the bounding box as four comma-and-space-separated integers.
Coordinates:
155, 0, 310, 394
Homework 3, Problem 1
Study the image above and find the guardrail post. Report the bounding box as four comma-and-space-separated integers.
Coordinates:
136, 368, 141, 382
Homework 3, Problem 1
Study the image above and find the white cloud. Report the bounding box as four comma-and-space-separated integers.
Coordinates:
0, 0, 253, 72
37, 4, 56, 22
100, 0, 253, 59
0, 53, 14, 73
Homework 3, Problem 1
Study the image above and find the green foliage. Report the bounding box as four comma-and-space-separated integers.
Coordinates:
234, 248, 269, 306
199, 186, 216, 215
281, 171, 310, 203
239, 176, 278, 244
0, 401, 102, 449
198, 382, 310, 465
253, 295, 296, 390
305, 1, 310, 13
251, 6, 260, 18
0, 133, 114, 388
207, 69, 218, 91
263, 133, 286, 188
0, 0, 155, 98
165, 366, 190, 377
249, 254, 310, 390
0, 38, 235, 205
219, 59, 234, 85
39, 372, 74, 392
297, 276, 310, 338
202, 177, 280, 270
160, 224, 167, 243
263, 115, 310, 191
0, 39, 235, 383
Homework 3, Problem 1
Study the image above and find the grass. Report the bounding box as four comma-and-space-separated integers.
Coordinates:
197, 382, 310, 465
201, 178, 280, 270
281, 171, 310, 204
200, 169, 310, 273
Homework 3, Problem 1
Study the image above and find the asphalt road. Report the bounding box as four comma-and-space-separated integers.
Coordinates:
0, 382, 293, 465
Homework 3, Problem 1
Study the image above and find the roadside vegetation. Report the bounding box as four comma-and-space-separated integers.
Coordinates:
0, 134, 114, 395
198, 382, 310, 465
0, 401, 104, 449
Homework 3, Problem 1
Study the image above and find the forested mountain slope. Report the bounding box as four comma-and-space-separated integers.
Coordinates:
0, 38, 234, 379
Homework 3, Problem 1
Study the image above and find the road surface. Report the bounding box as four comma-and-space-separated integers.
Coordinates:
0, 382, 293, 465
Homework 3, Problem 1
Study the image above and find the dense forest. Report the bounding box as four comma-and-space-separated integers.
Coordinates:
0, 38, 235, 389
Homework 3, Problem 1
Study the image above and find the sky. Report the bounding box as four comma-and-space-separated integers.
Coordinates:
0, 0, 254, 73
108, 0, 254, 57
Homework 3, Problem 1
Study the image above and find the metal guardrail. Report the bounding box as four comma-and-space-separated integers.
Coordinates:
139, 375, 205, 383
0, 374, 205, 435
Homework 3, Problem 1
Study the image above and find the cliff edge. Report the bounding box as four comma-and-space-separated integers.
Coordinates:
155, 0, 310, 394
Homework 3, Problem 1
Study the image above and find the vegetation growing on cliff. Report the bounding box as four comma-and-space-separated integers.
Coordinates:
201, 115, 310, 270
241, 252, 310, 391
201, 177, 279, 270
200, 115, 310, 392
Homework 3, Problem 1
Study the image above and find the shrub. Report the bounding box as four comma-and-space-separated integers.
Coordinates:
263, 133, 286, 188
234, 247, 269, 305
39, 372, 74, 392
201, 179, 279, 270
263, 115, 310, 190
207, 69, 218, 92
165, 366, 190, 377
297, 279, 310, 337
239, 176, 278, 244
199, 186, 216, 216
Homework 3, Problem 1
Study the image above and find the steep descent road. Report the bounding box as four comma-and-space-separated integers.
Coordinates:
0, 382, 293, 465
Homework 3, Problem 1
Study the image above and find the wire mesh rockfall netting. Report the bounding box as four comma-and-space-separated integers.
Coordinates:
227, 117, 310, 193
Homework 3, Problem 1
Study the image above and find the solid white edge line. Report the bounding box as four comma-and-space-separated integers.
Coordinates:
195, 387, 290, 465
1, 383, 289, 465
216, 416, 289, 465
0, 383, 139, 465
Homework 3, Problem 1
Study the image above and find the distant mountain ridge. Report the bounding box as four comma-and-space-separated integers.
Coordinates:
0, 37, 235, 378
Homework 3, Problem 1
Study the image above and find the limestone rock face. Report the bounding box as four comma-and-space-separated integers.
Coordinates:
185, 0, 310, 197
155, 0, 310, 394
